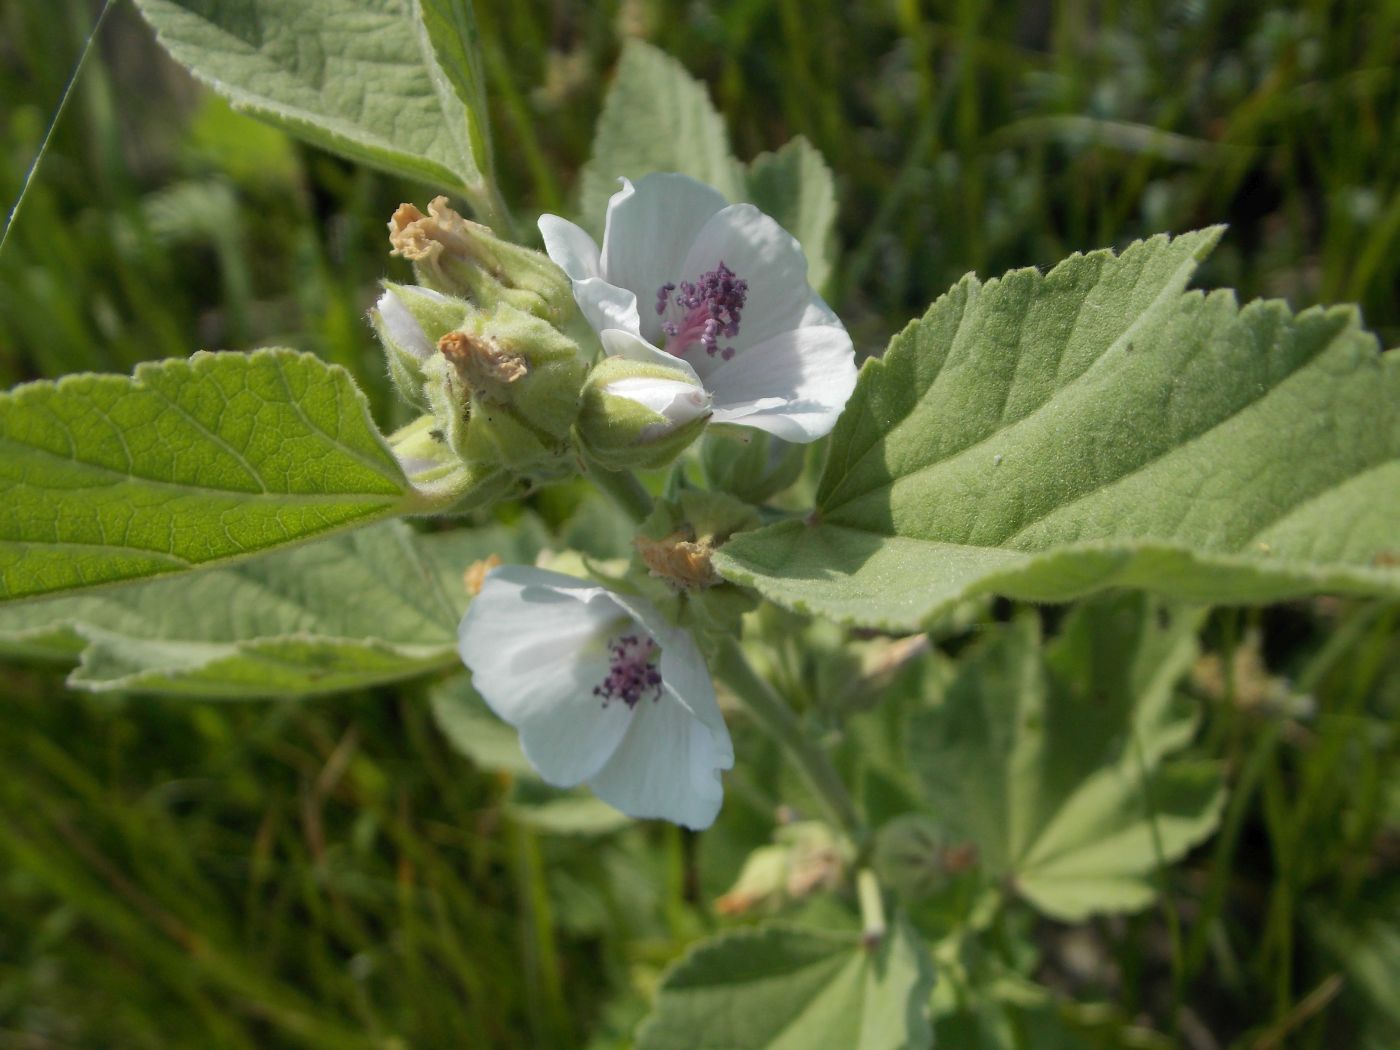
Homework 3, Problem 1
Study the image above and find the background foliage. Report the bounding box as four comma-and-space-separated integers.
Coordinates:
1, 0, 1397, 1047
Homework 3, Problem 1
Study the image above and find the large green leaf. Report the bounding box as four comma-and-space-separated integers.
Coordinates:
635, 919, 933, 1050
908, 596, 1223, 921
715, 229, 1400, 629
577, 41, 837, 287
0, 522, 462, 697
746, 137, 839, 292
0, 349, 414, 602
577, 40, 744, 235
133, 0, 492, 203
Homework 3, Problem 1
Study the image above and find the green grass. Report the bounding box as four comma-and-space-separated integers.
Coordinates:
1, 0, 1397, 1046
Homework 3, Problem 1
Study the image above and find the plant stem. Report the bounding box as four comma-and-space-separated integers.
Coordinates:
856, 868, 887, 946
712, 637, 865, 845
586, 461, 654, 523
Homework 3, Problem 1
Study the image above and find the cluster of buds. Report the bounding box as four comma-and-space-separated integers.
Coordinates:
372, 199, 591, 504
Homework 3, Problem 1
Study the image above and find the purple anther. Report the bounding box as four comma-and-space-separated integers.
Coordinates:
593, 633, 663, 709
653, 262, 748, 359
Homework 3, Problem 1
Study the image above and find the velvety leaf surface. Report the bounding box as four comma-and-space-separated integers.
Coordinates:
716, 229, 1400, 629
133, 0, 490, 197
908, 596, 1223, 921
636, 919, 933, 1050
0, 349, 412, 602
577, 40, 745, 236
0, 523, 459, 698
745, 137, 839, 292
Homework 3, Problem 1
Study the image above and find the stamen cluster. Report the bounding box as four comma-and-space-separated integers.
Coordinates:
656, 262, 748, 360
594, 633, 662, 708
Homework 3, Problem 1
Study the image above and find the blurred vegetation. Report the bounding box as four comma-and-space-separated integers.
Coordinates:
0, 0, 1397, 1047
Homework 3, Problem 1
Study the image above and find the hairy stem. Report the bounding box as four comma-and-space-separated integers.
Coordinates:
712, 636, 865, 844
586, 462, 654, 523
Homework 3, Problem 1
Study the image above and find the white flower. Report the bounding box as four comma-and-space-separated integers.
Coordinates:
457, 564, 734, 829
539, 173, 858, 442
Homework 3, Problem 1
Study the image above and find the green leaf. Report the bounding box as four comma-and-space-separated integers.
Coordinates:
577, 41, 838, 284
715, 229, 1400, 629
0, 523, 462, 698
415, 514, 552, 618
132, 0, 492, 204
413, 0, 494, 186
578, 40, 745, 237
908, 596, 1224, 921
429, 672, 530, 774
0, 349, 413, 603
506, 790, 633, 836
636, 919, 933, 1050
746, 138, 839, 292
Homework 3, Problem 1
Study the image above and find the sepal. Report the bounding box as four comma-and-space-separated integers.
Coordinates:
371, 282, 470, 409
423, 302, 589, 477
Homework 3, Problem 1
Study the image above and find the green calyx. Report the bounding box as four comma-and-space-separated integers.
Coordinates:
422, 301, 589, 481
700, 425, 808, 505
386, 413, 515, 512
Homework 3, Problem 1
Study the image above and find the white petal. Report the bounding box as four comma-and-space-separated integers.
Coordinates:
376, 288, 443, 361
604, 376, 712, 430
608, 593, 731, 741
572, 278, 643, 339
458, 566, 636, 785
600, 174, 730, 343
587, 675, 734, 830
538, 214, 601, 280
677, 204, 816, 363
705, 325, 858, 442
600, 328, 700, 382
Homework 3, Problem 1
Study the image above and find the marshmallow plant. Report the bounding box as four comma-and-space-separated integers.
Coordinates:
8, 10, 1399, 1048
542, 173, 859, 460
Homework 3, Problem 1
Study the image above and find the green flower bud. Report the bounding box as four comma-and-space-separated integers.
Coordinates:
575, 357, 711, 471
388, 196, 582, 334
700, 426, 807, 504
873, 814, 979, 901
387, 413, 514, 511
371, 282, 471, 409
714, 821, 849, 916
422, 301, 588, 478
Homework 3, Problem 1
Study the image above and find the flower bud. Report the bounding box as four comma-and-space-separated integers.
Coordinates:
388, 196, 582, 333
387, 413, 514, 510
422, 301, 588, 478
700, 426, 807, 505
873, 814, 978, 901
371, 283, 471, 409
576, 357, 711, 470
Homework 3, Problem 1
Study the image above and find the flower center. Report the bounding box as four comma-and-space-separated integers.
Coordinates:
593, 632, 662, 709
655, 262, 748, 360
